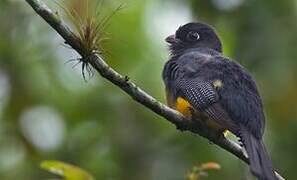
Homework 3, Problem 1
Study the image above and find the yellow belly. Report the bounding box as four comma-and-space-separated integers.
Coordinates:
175, 97, 193, 117
173, 96, 227, 134
165, 93, 227, 134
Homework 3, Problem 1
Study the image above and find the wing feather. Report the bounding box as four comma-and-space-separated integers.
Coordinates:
177, 79, 238, 133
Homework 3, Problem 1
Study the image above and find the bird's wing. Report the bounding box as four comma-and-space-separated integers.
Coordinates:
176, 79, 238, 133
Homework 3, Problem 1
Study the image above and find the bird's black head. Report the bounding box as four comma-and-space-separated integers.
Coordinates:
166, 22, 222, 55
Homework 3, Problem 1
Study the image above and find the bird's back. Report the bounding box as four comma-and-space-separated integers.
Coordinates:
163, 48, 265, 139
163, 22, 277, 180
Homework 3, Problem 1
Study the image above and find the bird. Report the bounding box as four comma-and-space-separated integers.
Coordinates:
162, 22, 277, 180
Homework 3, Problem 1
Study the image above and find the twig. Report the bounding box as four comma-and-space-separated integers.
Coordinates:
24, 0, 284, 179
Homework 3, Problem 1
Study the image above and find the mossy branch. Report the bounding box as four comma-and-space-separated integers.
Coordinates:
25, 0, 284, 179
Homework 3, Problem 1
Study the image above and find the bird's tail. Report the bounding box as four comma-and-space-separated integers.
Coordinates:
240, 127, 277, 180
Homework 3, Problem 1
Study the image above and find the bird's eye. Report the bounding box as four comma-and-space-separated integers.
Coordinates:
186, 31, 200, 41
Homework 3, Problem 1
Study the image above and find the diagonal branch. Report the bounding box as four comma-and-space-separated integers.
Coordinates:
24, 0, 284, 179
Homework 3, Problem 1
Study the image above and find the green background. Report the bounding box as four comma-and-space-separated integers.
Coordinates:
0, 0, 296, 179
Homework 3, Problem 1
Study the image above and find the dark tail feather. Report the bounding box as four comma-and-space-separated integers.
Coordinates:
240, 128, 277, 180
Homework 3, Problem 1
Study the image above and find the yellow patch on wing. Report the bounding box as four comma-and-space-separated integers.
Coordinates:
175, 97, 193, 117
213, 80, 223, 89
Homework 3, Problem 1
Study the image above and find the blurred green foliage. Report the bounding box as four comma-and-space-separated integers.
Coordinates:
0, 0, 296, 179
40, 160, 94, 180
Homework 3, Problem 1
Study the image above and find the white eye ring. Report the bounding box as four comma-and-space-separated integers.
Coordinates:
193, 32, 200, 40
187, 32, 200, 41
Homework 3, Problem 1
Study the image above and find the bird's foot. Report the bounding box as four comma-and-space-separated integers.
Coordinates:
176, 122, 190, 131
207, 129, 226, 145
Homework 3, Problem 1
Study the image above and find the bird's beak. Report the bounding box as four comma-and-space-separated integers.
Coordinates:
165, 35, 179, 44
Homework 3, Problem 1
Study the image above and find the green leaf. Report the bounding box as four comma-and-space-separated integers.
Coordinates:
40, 160, 95, 180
